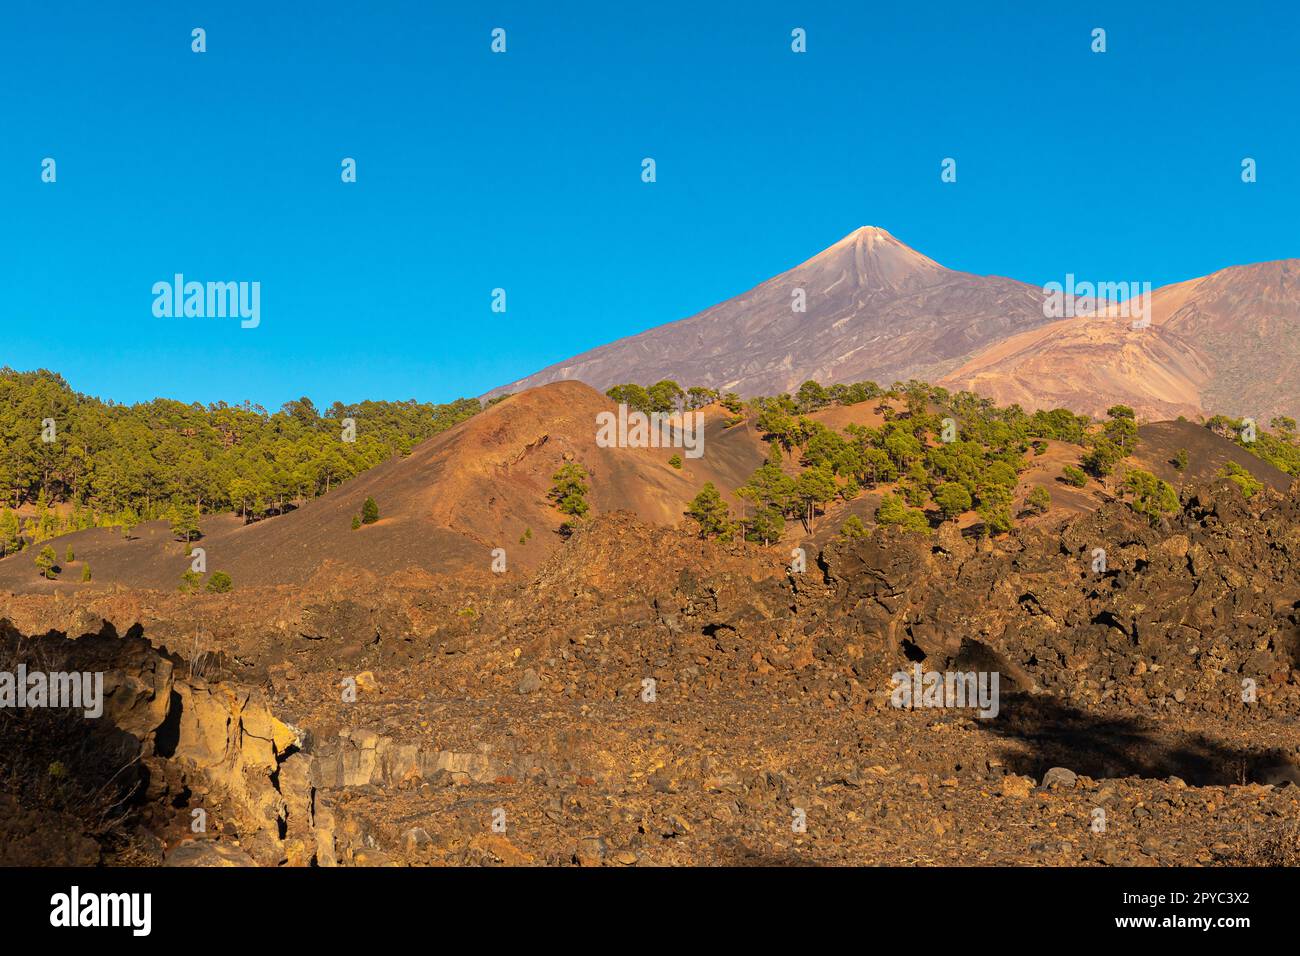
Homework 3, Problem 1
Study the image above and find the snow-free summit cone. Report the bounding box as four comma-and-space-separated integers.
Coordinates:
485, 226, 1053, 400
806, 225, 948, 291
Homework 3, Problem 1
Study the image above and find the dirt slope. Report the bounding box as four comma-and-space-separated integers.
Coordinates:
0, 382, 769, 593
1132, 420, 1292, 492
943, 259, 1300, 421
940, 314, 1210, 420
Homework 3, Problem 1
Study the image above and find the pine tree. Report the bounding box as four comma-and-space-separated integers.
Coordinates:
119, 507, 139, 539
1218, 461, 1262, 498
549, 463, 590, 517
747, 505, 785, 545
1122, 469, 1179, 525
976, 483, 1015, 534
875, 493, 930, 534
1061, 465, 1088, 487
839, 515, 869, 539
1024, 486, 1051, 515
170, 502, 200, 542
361, 496, 380, 524
35, 545, 57, 579
792, 466, 837, 530
206, 571, 233, 593
686, 483, 731, 538
933, 482, 973, 521
0, 508, 19, 555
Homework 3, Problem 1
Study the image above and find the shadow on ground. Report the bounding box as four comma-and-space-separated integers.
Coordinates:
977, 693, 1293, 787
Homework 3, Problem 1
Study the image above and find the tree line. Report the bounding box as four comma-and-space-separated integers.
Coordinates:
0, 368, 481, 553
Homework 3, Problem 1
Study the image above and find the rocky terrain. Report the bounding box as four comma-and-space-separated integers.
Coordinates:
4, 473, 1299, 867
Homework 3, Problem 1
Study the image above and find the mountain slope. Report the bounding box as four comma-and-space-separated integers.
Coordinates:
938, 307, 1212, 420
943, 259, 1300, 422
1131, 419, 1293, 492
489, 227, 1055, 399
1162, 260, 1300, 423
0, 382, 770, 591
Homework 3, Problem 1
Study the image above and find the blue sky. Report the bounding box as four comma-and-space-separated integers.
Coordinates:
2, 1, 1297, 409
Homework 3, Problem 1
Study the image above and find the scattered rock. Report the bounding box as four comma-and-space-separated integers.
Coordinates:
402, 827, 433, 853
1042, 767, 1079, 790
517, 668, 543, 694
574, 835, 607, 866
164, 841, 258, 868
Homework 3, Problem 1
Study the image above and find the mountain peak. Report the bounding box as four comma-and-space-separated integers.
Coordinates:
832, 225, 900, 248
847, 224, 892, 238
805, 225, 947, 288
486, 225, 1048, 401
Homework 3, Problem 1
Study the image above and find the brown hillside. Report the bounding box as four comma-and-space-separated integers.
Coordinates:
1131, 420, 1292, 492
2, 388, 1286, 598
943, 259, 1300, 422
0, 382, 768, 594
940, 313, 1210, 420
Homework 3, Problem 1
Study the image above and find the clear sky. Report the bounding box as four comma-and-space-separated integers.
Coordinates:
3, 1, 1297, 409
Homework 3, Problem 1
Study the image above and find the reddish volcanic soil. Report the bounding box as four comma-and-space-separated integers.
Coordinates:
0, 383, 767, 593
1, 385, 1288, 598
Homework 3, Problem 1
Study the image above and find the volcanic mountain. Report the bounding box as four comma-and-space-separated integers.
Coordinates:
942, 259, 1300, 422
489, 227, 1055, 399
494, 228, 1300, 423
